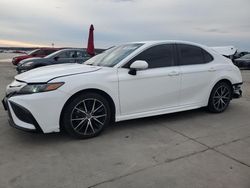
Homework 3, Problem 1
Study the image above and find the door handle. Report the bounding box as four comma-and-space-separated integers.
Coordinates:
208, 67, 216, 72
168, 71, 180, 76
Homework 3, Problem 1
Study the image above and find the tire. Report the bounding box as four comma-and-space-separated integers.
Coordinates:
207, 82, 232, 113
62, 92, 111, 139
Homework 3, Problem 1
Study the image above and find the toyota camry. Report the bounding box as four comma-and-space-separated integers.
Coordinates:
2, 41, 243, 139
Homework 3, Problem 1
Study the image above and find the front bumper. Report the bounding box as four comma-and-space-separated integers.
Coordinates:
2, 89, 68, 133
2, 97, 42, 132
12, 59, 17, 65
16, 66, 29, 74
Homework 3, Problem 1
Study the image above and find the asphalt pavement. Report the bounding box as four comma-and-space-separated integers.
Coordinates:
0, 56, 249, 188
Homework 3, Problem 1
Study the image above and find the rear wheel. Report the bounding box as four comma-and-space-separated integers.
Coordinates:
208, 82, 232, 113
62, 92, 111, 139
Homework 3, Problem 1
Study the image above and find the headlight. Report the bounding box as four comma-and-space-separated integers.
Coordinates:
17, 82, 64, 94
22, 62, 33, 67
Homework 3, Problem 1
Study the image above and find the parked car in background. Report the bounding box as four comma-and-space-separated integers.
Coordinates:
12, 48, 60, 65
234, 54, 250, 68
234, 51, 249, 59
16, 49, 92, 73
3, 41, 242, 139
211, 46, 237, 60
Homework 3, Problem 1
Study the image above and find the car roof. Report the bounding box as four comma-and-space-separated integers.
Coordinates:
123, 40, 211, 50
56, 48, 85, 52
126, 40, 202, 45
38, 48, 60, 50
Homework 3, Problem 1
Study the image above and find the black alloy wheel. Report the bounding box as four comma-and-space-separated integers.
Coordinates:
208, 82, 232, 113
62, 92, 111, 139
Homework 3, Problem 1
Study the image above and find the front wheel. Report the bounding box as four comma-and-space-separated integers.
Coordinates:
62, 93, 111, 139
207, 82, 232, 113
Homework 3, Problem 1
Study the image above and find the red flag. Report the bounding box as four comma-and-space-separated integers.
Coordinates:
87, 24, 95, 56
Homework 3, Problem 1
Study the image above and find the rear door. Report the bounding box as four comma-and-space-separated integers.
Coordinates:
177, 44, 216, 106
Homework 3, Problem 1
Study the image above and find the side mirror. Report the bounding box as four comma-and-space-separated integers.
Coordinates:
129, 60, 148, 75
54, 56, 59, 61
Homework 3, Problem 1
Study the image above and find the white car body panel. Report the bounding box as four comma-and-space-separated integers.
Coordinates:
117, 66, 181, 115
16, 63, 101, 83
4, 40, 243, 133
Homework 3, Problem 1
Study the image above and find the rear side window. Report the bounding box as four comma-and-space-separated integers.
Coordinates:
178, 44, 213, 65
203, 50, 213, 63
124, 44, 175, 68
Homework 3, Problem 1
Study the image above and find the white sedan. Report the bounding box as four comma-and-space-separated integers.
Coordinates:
2, 41, 243, 139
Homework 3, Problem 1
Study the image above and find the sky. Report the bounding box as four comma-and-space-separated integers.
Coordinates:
0, 0, 249, 50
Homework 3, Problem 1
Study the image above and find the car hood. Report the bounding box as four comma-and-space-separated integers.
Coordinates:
235, 58, 250, 61
14, 55, 30, 59
19, 57, 43, 64
15, 63, 101, 83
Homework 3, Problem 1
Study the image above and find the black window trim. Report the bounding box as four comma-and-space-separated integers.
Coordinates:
121, 43, 178, 69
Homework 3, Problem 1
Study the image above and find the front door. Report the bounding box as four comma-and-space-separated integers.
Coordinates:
57, 51, 76, 64
118, 44, 181, 115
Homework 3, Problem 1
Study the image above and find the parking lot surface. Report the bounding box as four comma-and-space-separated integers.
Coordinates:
0, 56, 250, 188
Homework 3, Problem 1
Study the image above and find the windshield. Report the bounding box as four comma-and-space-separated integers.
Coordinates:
28, 49, 39, 55
45, 50, 63, 58
241, 54, 250, 59
84, 43, 144, 67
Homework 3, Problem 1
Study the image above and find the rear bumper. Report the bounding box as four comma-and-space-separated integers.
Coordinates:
232, 82, 242, 99
2, 97, 43, 133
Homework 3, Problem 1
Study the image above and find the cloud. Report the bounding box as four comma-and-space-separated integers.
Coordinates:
0, 0, 249, 50
0, 39, 48, 47
112, 0, 134, 2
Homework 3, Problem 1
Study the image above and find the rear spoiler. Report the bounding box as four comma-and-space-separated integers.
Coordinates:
211, 46, 237, 56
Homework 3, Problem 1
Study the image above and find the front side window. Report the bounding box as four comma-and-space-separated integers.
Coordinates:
84, 43, 143, 67
57, 51, 69, 58
178, 44, 213, 65
76, 51, 90, 58
68, 51, 76, 58
124, 44, 175, 68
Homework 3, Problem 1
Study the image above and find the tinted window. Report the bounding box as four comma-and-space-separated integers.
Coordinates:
203, 50, 214, 63
69, 51, 76, 58
58, 51, 69, 58
178, 44, 213, 65
124, 44, 174, 68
